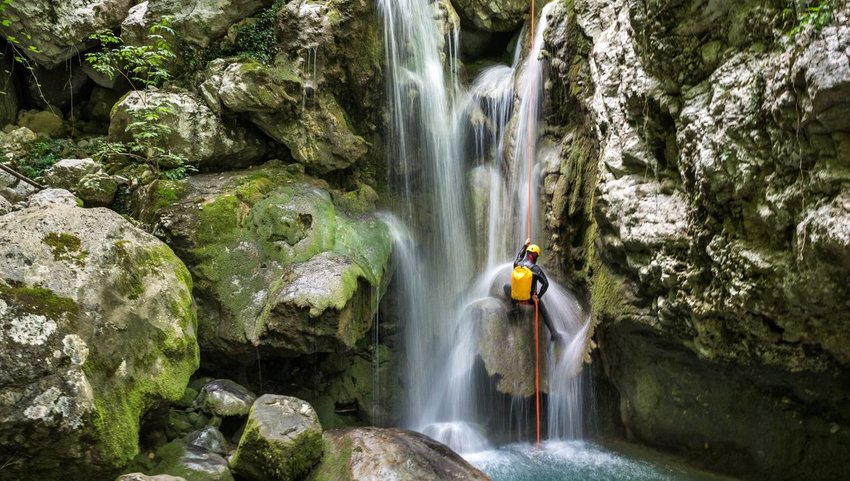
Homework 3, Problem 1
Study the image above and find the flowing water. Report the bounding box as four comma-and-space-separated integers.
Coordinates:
379, 0, 590, 455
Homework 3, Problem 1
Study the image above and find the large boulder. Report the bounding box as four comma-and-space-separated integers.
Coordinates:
142, 165, 392, 363
0, 206, 199, 479
0, 0, 134, 68
451, 0, 528, 32
195, 379, 256, 417
200, 59, 301, 114
309, 427, 491, 481
122, 0, 274, 49
109, 90, 268, 170
251, 92, 369, 175
230, 395, 323, 481
148, 440, 234, 481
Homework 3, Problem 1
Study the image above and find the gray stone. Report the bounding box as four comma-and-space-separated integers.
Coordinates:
123, 0, 273, 49
200, 59, 301, 114
27, 188, 79, 208
0, 195, 11, 216
310, 427, 491, 481
109, 89, 268, 170
230, 395, 323, 481
196, 379, 256, 418
0, 205, 198, 480
0, 0, 134, 68
150, 441, 234, 481
43, 159, 101, 189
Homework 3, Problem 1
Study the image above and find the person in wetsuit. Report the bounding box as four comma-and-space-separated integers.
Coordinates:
504, 240, 562, 342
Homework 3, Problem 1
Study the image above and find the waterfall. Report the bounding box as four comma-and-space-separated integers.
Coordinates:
380, 0, 589, 452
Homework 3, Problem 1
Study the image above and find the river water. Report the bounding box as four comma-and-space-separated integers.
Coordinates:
466, 441, 736, 481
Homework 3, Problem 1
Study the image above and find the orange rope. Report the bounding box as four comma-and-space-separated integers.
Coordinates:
527, 0, 540, 450
533, 296, 541, 448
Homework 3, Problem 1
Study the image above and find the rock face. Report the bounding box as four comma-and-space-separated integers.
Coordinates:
109, 90, 268, 170
542, 1, 850, 479
230, 395, 323, 481
0, 206, 198, 480
309, 427, 491, 481
0, 0, 134, 68
143, 165, 393, 363
43, 158, 119, 207
451, 0, 528, 32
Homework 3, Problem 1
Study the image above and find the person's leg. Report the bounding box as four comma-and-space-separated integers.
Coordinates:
504, 284, 519, 318
538, 300, 561, 341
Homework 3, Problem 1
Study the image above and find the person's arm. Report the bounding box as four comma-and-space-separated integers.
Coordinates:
514, 239, 530, 266
534, 266, 549, 298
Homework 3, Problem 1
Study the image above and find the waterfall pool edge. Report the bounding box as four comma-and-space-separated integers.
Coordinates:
464, 439, 739, 481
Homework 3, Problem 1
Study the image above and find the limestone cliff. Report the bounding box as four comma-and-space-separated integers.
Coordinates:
542, 1, 850, 478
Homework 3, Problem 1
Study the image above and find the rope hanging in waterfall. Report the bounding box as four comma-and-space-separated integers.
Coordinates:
527, 0, 541, 450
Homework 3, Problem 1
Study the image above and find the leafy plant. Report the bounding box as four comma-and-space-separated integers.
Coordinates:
85, 17, 194, 179
783, 0, 834, 40
17, 139, 85, 179
229, 0, 284, 64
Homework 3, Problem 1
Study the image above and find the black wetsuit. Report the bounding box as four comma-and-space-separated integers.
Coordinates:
504, 245, 559, 340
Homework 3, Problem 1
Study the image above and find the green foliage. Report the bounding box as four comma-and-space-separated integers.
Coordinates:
16, 139, 85, 179
784, 0, 834, 40
228, 1, 284, 64
86, 17, 194, 180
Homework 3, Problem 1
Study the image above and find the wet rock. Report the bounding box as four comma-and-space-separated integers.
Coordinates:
27, 188, 79, 208
109, 89, 268, 170
196, 379, 256, 418
0, 0, 134, 68
150, 440, 234, 481
309, 427, 490, 481
143, 165, 392, 362
452, 0, 528, 32
0, 205, 198, 480
230, 395, 323, 481
186, 426, 228, 455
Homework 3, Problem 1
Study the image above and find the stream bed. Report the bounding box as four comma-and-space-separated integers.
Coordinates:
465, 440, 735, 481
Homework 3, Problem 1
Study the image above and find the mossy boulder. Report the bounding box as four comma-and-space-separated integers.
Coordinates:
308, 427, 490, 481
230, 395, 324, 481
200, 59, 302, 114
146, 165, 392, 363
0, 205, 198, 480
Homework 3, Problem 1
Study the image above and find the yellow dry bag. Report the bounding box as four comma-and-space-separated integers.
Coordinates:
511, 265, 533, 301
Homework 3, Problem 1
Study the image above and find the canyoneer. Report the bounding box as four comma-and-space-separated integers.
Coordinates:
504, 239, 562, 342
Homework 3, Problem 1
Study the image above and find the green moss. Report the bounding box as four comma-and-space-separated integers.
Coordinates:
150, 180, 188, 212
0, 284, 78, 320
307, 436, 354, 481
232, 414, 324, 481
42, 232, 89, 267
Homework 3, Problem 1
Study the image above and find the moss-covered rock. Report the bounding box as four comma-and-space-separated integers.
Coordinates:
146, 164, 392, 364
195, 379, 256, 417
149, 440, 234, 481
0, 205, 198, 480
230, 395, 323, 481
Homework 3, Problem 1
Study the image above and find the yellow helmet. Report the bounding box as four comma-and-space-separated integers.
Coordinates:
526, 244, 541, 256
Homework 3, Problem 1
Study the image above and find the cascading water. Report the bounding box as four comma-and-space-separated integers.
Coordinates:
380, 0, 589, 453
